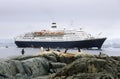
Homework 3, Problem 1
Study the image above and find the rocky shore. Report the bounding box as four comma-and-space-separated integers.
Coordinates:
0, 49, 120, 79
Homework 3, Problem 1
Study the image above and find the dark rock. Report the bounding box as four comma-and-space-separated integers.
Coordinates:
22, 57, 50, 77
51, 62, 66, 69
12, 60, 25, 75
50, 57, 119, 79
0, 50, 119, 79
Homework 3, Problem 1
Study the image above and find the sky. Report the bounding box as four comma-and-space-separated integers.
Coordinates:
0, 0, 120, 39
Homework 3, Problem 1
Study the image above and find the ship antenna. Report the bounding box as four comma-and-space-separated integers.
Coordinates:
97, 32, 102, 37
79, 24, 83, 30
80, 28, 82, 30
70, 20, 74, 27
52, 17, 55, 22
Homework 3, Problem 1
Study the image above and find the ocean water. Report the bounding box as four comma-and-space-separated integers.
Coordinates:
0, 39, 120, 59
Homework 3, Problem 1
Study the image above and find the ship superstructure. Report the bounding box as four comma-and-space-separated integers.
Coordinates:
15, 23, 106, 49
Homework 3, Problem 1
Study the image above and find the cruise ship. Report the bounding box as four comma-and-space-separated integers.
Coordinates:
15, 23, 106, 49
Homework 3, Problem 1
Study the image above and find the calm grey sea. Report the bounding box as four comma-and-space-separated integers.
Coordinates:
0, 41, 120, 59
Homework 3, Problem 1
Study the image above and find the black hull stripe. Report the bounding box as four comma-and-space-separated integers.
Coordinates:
15, 38, 106, 48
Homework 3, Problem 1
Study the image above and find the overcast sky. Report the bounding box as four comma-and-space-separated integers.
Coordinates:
0, 0, 120, 39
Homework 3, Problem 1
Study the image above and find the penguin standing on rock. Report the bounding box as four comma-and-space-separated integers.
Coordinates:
21, 48, 25, 55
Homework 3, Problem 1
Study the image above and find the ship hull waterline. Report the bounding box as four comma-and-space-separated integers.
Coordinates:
15, 38, 106, 49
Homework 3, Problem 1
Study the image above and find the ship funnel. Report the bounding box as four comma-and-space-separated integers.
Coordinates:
51, 22, 57, 28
